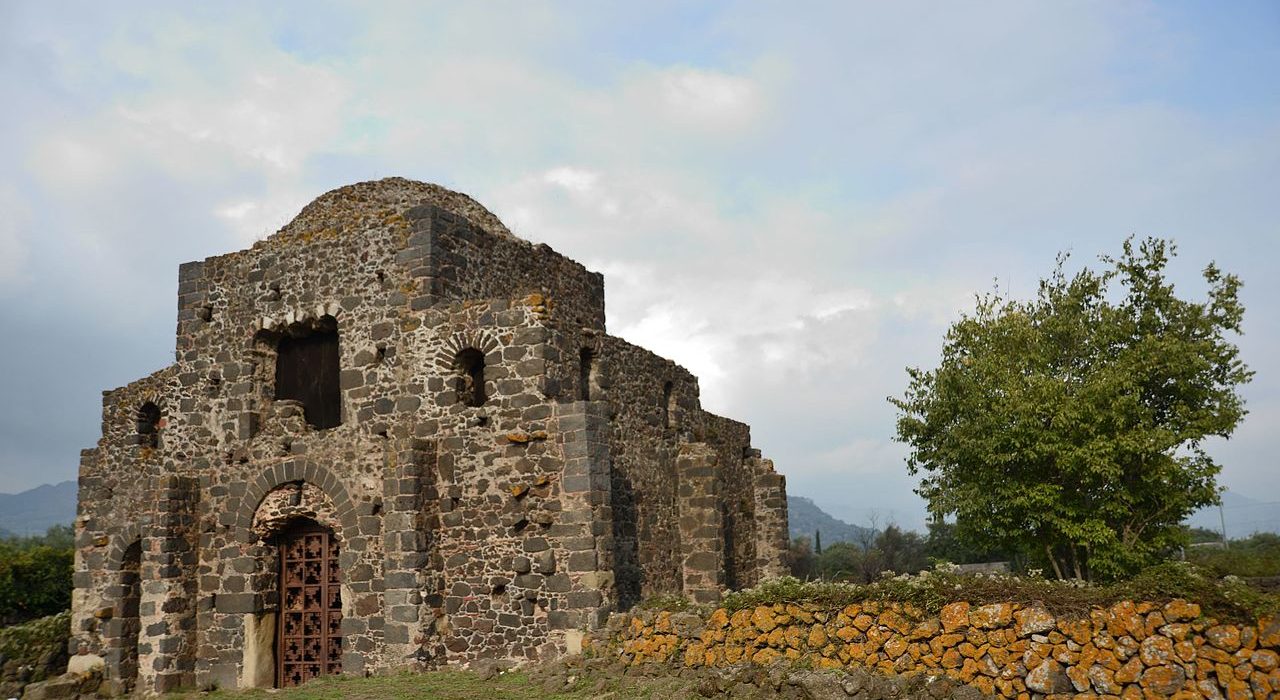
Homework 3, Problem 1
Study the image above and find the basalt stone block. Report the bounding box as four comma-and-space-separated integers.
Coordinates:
214, 593, 259, 614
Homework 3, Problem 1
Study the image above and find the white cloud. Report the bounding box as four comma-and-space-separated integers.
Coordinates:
543, 166, 600, 194
651, 67, 763, 130
0, 187, 30, 291
215, 191, 313, 245
0, 2, 1276, 531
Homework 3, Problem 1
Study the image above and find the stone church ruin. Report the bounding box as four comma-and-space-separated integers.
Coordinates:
70, 178, 789, 693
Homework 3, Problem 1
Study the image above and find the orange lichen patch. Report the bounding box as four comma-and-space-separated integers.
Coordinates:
971, 603, 1014, 630
751, 606, 778, 633
941, 602, 971, 632
503, 430, 549, 444
879, 609, 912, 635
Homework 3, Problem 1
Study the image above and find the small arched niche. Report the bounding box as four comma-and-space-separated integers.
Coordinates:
136, 402, 161, 449
454, 348, 487, 407
662, 381, 676, 429
578, 347, 596, 401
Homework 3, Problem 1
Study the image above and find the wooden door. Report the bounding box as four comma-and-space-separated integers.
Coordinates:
277, 523, 342, 687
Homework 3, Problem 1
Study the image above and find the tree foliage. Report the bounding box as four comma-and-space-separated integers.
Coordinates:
0, 525, 75, 625
794, 526, 931, 583
891, 238, 1252, 581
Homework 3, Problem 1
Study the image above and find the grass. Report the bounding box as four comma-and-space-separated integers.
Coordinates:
178, 668, 694, 700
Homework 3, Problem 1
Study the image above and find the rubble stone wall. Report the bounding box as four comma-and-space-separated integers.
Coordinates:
606, 600, 1280, 699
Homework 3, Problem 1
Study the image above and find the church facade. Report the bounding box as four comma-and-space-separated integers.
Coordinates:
70, 178, 789, 693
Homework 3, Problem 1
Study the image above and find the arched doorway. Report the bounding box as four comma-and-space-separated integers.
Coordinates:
275, 520, 342, 687
114, 540, 142, 693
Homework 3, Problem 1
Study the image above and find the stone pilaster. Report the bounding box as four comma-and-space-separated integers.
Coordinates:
677, 443, 723, 605
751, 457, 790, 581
138, 475, 199, 694
556, 400, 615, 643
381, 437, 436, 667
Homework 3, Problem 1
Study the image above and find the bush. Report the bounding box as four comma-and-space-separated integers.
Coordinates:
0, 526, 75, 625
707, 561, 1280, 623
0, 610, 71, 684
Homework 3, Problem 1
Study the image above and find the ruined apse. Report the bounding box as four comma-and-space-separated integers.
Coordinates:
70, 178, 790, 693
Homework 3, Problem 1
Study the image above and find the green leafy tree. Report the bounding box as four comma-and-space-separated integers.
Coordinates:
891, 238, 1251, 581
815, 542, 863, 581
874, 525, 929, 576
925, 519, 1011, 566
1, 525, 75, 624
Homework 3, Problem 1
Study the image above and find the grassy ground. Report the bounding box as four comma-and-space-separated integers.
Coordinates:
184, 668, 691, 700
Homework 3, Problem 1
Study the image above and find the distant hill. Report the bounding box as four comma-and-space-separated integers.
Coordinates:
1185, 490, 1280, 538
0, 480, 76, 536
787, 496, 876, 546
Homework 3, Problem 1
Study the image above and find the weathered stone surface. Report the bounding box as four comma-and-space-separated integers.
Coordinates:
1015, 606, 1055, 637
1025, 659, 1072, 693
970, 603, 1013, 630
940, 602, 970, 633
1140, 664, 1186, 695
1207, 624, 1243, 652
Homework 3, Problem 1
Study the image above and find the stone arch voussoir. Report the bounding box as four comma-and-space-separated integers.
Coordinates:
435, 330, 500, 370
234, 460, 359, 544
105, 522, 144, 572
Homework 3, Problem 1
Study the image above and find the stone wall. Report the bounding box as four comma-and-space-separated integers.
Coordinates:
595, 336, 787, 611
71, 178, 790, 692
604, 600, 1280, 698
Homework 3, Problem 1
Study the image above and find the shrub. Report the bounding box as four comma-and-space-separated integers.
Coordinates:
701, 561, 1280, 623
0, 610, 71, 683
0, 526, 75, 625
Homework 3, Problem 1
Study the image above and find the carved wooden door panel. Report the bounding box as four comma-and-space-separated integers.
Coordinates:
277, 524, 342, 687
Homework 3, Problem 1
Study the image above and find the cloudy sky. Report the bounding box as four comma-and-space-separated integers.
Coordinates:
2, 1, 1277, 532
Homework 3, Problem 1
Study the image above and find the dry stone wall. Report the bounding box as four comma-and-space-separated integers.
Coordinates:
605, 600, 1280, 698
70, 178, 789, 693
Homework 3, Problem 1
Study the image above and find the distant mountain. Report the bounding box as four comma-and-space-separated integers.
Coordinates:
787, 496, 876, 546
1185, 490, 1280, 538
0, 480, 76, 536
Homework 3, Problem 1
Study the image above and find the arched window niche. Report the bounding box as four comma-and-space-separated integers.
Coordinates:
662, 381, 676, 429
136, 402, 161, 449
578, 347, 596, 401
454, 348, 487, 407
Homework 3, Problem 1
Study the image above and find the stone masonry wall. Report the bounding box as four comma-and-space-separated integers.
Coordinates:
595, 335, 788, 611
606, 600, 1280, 699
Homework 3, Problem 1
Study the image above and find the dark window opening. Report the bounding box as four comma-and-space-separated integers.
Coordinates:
662, 381, 675, 429
455, 348, 487, 407
275, 318, 342, 430
579, 348, 595, 401
136, 402, 161, 448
